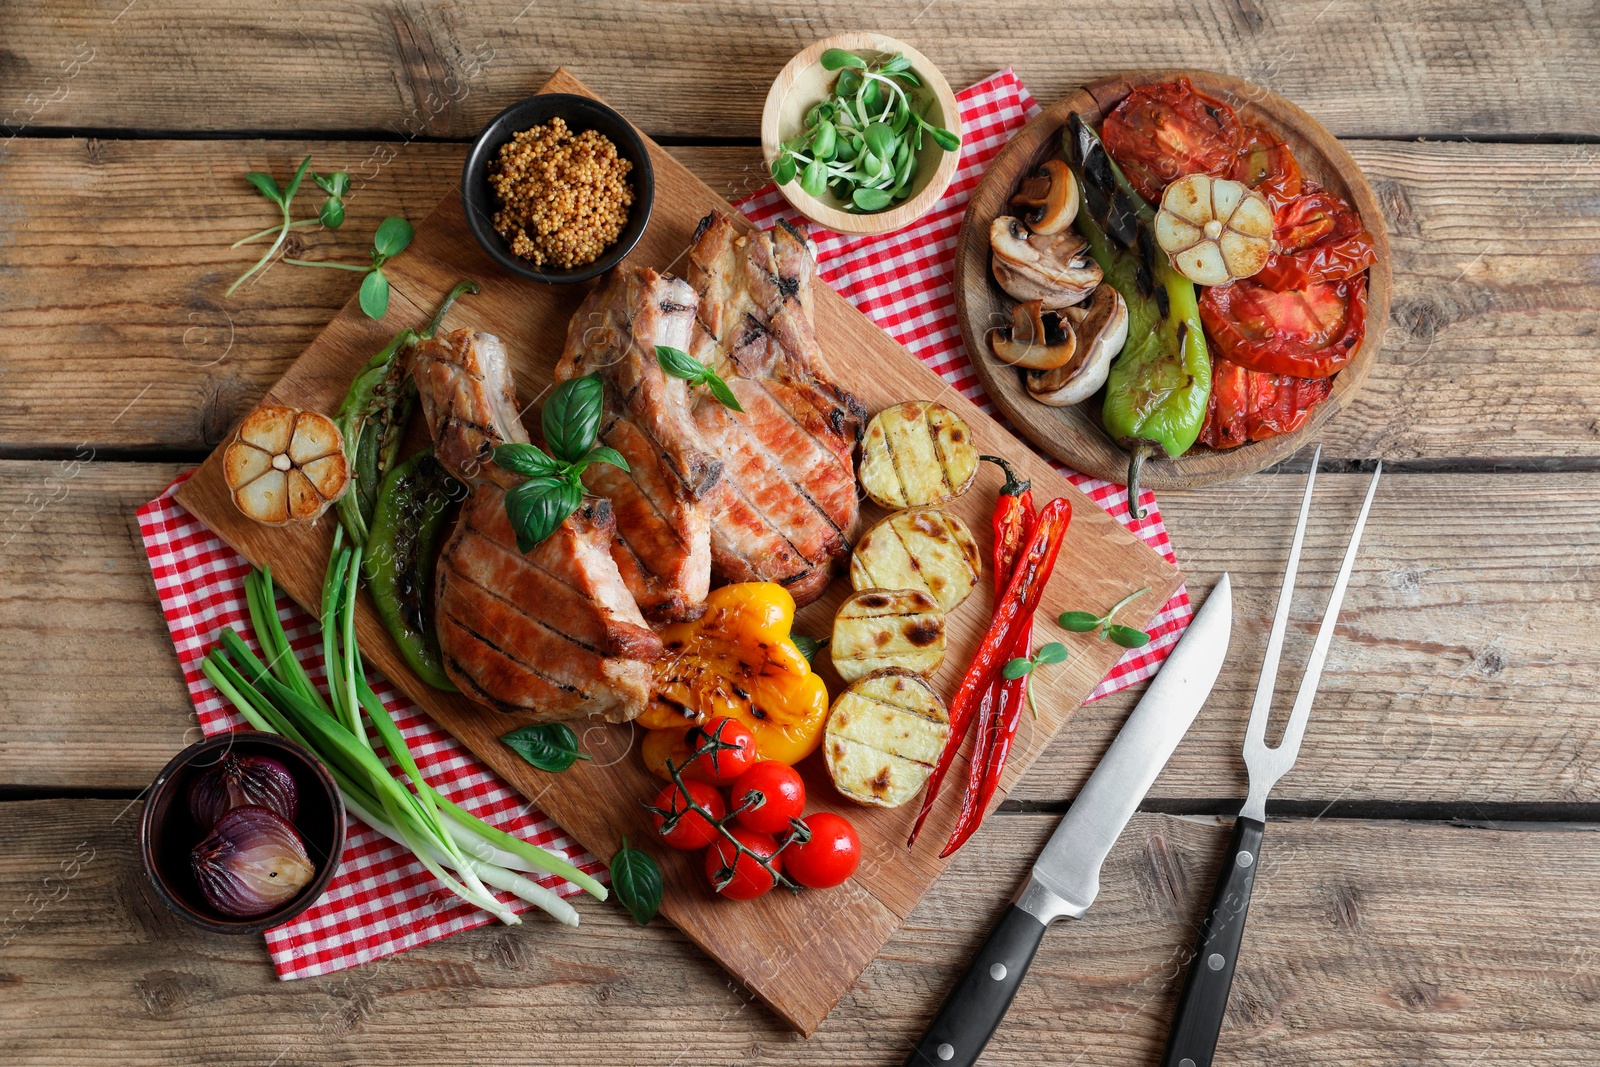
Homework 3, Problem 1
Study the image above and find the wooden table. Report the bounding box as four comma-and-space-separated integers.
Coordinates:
3, 3, 1598, 1063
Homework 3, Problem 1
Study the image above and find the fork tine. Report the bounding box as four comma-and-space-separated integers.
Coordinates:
1275, 461, 1384, 763
1244, 445, 1321, 751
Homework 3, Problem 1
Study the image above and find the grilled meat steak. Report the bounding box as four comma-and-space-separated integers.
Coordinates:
556, 268, 721, 622
686, 213, 865, 606
412, 327, 659, 723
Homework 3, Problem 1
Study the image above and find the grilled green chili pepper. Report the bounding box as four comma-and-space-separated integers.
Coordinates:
1064, 114, 1209, 518
363, 449, 463, 691
334, 279, 480, 545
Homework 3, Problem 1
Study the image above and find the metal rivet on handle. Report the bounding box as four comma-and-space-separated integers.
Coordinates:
1180, 1059, 1197, 1067
1237, 850, 1255, 868
990, 963, 1007, 981
937, 1043, 954, 1061
1208, 953, 1226, 971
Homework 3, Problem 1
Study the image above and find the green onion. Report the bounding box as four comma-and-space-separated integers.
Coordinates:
198, 533, 605, 926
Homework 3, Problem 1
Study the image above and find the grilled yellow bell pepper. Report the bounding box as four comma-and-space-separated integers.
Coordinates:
639, 583, 829, 778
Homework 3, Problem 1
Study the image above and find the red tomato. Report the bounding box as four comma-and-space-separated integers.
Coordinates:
1255, 183, 1376, 291
650, 780, 726, 851
1199, 354, 1333, 450
705, 826, 783, 900
1231, 124, 1302, 209
783, 813, 861, 889
686, 717, 758, 784
1199, 274, 1368, 380
729, 762, 806, 835
1102, 78, 1242, 204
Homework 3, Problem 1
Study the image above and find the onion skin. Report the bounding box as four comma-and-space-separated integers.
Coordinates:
187, 753, 299, 830
191, 805, 315, 918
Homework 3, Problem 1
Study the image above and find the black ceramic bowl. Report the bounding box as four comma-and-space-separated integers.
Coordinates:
140, 731, 345, 935
461, 93, 655, 284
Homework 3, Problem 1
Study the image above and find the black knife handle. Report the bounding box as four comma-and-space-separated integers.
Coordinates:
1159, 816, 1265, 1067
904, 904, 1048, 1067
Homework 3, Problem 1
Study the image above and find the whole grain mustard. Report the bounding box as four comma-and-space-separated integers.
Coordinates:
488, 117, 633, 269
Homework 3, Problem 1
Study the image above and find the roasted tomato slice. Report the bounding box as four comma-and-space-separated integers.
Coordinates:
1256, 182, 1376, 291
1199, 273, 1368, 379
1199, 354, 1333, 450
1102, 77, 1242, 204
1231, 124, 1302, 209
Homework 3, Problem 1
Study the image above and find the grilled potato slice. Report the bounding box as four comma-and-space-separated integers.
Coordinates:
850, 508, 982, 612
857, 401, 979, 508
831, 588, 946, 682
824, 669, 951, 808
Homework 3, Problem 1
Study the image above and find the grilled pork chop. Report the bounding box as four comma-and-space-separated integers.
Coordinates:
686, 213, 866, 605
411, 327, 659, 723
556, 268, 721, 622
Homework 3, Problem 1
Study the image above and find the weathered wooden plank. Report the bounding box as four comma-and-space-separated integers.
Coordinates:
0, 136, 1595, 461
1, 800, 1595, 1065
4, 462, 1596, 809
3, 0, 1597, 138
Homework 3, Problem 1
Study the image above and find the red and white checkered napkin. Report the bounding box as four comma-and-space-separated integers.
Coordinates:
737, 68, 1192, 699
135, 68, 1190, 979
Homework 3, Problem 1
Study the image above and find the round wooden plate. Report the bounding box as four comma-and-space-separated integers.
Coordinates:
954, 70, 1392, 489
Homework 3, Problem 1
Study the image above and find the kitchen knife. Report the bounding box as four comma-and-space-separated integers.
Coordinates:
905, 574, 1234, 1067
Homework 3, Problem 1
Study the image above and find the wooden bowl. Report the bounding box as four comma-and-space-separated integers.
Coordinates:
139, 730, 345, 935
954, 70, 1392, 489
761, 32, 961, 236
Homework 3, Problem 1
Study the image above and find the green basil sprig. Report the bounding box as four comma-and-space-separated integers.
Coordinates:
494, 374, 629, 552
769, 49, 959, 214
655, 345, 744, 413
792, 634, 828, 663
1058, 586, 1153, 649
501, 722, 590, 773
611, 836, 663, 925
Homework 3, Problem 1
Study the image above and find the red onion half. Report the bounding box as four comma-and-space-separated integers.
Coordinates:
191, 805, 315, 918
187, 753, 298, 830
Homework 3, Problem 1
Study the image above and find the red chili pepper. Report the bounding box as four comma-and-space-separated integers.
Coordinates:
909, 493, 1070, 847
941, 614, 1032, 857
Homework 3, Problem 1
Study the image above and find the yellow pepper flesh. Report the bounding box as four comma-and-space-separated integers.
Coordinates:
640, 583, 829, 778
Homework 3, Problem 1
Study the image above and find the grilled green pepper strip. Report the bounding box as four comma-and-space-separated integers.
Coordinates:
1064, 114, 1209, 518
363, 449, 463, 691
334, 280, 480, 546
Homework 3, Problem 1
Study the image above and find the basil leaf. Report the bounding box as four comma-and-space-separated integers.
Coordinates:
1002, 657, 1034, 680
373, 215, 414, 259
494, 442, 569, 478
1034, 642, 1069, 666
501, 722, 589, 772
703, 374, 745, 413
792, 634, 828, 663
611, 837, 663, 925
851, 187, 893, 212
283, 156, 313, 206
655, 345, 706, 382
244, 171, 283, 205
820, 47, 866, 71
1107, 625, 1151, 649
503, 475, 582, 552
576, 445, 630, 473
358, 269, 390, 319
1058, 611, 1102, 632
541, 373, 604, 463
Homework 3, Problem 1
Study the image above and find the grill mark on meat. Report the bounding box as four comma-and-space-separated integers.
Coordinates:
442, 551, 603, 658
444, 614, 588, 699
716, 397, 847, 549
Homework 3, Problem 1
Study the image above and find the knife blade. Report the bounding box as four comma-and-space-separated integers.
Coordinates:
905, 574, 1233, 1067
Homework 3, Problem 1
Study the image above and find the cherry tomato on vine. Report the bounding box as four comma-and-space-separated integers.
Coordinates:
705, 826, 783, 900
783, 813, 861, 889
649, 780, 726, 851
729, 762, 806, 835
686, 717, 758, 784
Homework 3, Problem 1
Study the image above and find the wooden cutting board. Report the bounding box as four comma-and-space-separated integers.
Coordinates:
176, 68, 1182, 1034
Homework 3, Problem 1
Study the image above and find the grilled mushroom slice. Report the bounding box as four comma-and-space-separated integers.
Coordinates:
1026, 286, 1128, 407
224, 404, 350, 526
990, 299, 1078, 371
1009, 160, 1079, 235
989, 215, 1102, 309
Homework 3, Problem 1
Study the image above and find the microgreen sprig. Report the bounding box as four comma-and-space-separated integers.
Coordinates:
284, 215, 414, 319
655, 345, 744, 412
1058, 586, 1154, 649
769, 49, 959, 214
227, 159, 353, 294
1001, 641, 1068, 719
493, 374, 630, 552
